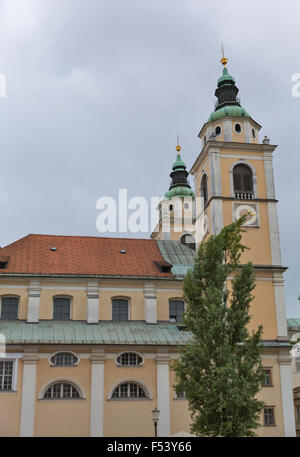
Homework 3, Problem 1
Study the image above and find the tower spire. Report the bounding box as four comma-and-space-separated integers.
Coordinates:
220, 42, 228, 67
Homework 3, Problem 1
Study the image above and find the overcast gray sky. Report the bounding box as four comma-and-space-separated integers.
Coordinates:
0, 0, 299, 316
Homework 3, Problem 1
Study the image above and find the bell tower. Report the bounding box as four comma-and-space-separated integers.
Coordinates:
190, 53, 295, 436
151, 142, 195, 249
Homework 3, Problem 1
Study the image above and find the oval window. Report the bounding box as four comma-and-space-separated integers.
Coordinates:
215, 126, 221, 136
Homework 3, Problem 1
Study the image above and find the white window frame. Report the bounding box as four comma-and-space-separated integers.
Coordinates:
48, 351, 80, 367
38, 377, 86, 400
115, 351, 144, 368
0, 358, 18, 392
108, 378, 152, 400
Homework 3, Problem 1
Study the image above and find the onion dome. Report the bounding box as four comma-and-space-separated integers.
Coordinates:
208, 53, 251, 122
164, 144, 195, 199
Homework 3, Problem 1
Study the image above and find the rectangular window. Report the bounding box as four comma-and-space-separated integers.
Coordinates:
295, 358, 300, 372
264, 407, 275, 426
53, 298, 71, 321
169, 300, 184, 323
112, 299, 128, 322
263, 369, 273, 387
0, 361, 13, 391
1, 297, 18, 320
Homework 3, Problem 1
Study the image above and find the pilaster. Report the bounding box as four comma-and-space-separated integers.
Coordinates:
27, 280, 40, 323
156, 352, 171, 436
20, 348, 38, 437
90, 349, 106, 437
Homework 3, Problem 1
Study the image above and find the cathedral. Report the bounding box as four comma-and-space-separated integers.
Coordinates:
0, 55, 296, 437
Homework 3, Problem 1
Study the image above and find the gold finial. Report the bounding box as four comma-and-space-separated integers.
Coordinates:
220, 42, 228, 67
176, 133, 181, 152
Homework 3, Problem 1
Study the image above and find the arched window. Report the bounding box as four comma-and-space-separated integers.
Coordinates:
43, 382, 81, 399
180, 234, 195, 251
50, 352, 79, 367
233, 164, 253, 198
111, 382, 148, 399
116, 352, 143, 367
200, 175, 208, 208
53, 297, 71, 321
112, 298, 129, 322
169, 299, 185, 323
1, 297, 19, 320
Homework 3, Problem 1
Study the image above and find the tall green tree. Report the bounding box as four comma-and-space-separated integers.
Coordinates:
173, 217, 265, 437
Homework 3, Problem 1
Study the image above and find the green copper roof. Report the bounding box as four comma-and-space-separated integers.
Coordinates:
218, 67, 235, 84
208, 105, 251, 122
172, 153, 186, 171
0, 320, 292, 347
157, 240, 196, 265
164, 186, 195, 199
287, 318, 300, 330
0, 320, 192, 345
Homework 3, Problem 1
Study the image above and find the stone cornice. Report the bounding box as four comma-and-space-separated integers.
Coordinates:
190, 141, 277, 176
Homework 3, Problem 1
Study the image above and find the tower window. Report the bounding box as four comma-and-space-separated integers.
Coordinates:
215, 126, 221, 136
233, 164, 253, 198
169, 204, 173, 212
180, 234, 196, 251
184, 202, 189, 210
112, 299, 129, 322
200, 174, 208, 207
1, 297, 19, 321
234, 123, 242, 133
252, 128, 256, 138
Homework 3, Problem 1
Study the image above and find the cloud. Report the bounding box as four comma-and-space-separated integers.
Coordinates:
0, 0, 299, 315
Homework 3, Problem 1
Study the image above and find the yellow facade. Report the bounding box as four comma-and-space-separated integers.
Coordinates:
0, 61, 295, 438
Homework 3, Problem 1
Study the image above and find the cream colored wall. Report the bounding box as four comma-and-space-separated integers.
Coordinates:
0, 281, 28, 320
34, 350, 91, 437
0, 277, 186, 322
0, 346, 287, 437
103, 354, 157, 436
222, 200, 272, 265
0, 354, 23, 437
169, 368, 192, 435
256, 357, 285, 437
39, 289, 86, 320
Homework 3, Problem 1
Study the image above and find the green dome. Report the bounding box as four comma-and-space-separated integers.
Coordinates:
172, 154, 186, 171
208, 105, 251, 122
217, 67, 235, 84
164, 186, 195, 199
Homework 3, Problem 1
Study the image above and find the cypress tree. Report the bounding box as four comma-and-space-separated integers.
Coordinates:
173, 217, 265, 437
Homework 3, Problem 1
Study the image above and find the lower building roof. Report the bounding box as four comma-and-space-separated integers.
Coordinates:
0, 320, 291, 347
0, 320, 192, 346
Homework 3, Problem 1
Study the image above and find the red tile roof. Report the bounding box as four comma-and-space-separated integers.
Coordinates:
0, 235, 173, 278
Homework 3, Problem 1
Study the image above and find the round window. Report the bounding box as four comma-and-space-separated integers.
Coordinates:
235, 123, 242, 133
215, 126, 221, 136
